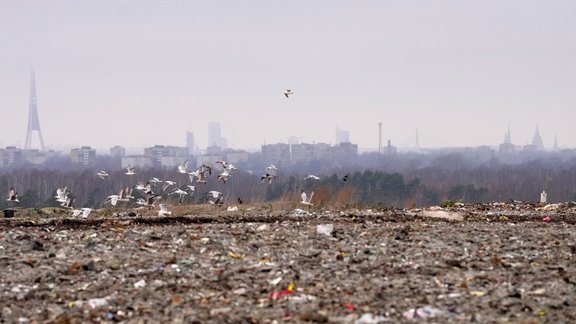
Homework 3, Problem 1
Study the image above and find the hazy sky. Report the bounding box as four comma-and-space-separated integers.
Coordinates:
1, 1, 576, 152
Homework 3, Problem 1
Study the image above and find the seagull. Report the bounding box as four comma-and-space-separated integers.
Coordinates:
54, 187, 69, 203
283, 89, 294, 98
177, 159, 190, 174
217, 170, 231, 183
186, 185, 196, 193
125, 166, 136, 176
261, 164, 278, 183
7, 188, 19, 202
72, 208, 93, 218
136, 192, 160, 208
169, 187, 188, 204
158, 204, 172, 216
96, 171, 109, 180
216, 160, 237, 171
104, 187, 133, 206
61, 193, 75, 209
189, 164, 212, 184
163, 180, 176, 192
303, 175, 320, 181
148, 177, 162, 186
300, 190, 314, 206
207, 190, 223, 205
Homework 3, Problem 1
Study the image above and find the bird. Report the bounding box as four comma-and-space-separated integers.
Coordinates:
72, 208, 93, 218
283, 89, 294, 98
216, 160, 237, 171
136, 193, 160, 208
189, 164, 212, 184
303, 175, 320, 181
300, 190, 314, 206
237, 197, 243, 204
96, 171, 109, 180
261, 164, 278, 183
158, 204, 172, 216
343, 174, 349, 181
54, 187, 69, 204
7, 188, 19, 202
125, 166, 136, 175
217, 170, 231, 183
169, 187, 188, 204
61, 193, 75, 209
162, 180, 176, 192
186, 185, 196, 193
177, 159, 190, 174
207, 191, 223, 205
148, 177, 162, 186
104, 187, 133, 206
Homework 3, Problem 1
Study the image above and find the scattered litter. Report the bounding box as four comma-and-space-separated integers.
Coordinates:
316, 224, 334, 236
403, 306, 444, 319
134, 279, 146, 288
355, 313, 388, 323
227, 206, 239, 212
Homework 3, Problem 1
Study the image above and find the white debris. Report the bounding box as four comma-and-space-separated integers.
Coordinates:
316, 224, 334, 236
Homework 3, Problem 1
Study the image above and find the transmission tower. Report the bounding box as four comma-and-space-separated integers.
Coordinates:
24, 70, 45, 150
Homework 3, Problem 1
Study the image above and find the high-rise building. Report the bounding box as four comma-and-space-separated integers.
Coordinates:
70, 146, 96, 166
0, 146, 23, 169
110, 145, 126, 157
499, 126, 515, 154
186, 131, 195, 155
531, 127, 544, 151
335, 127, 350, 144
25, 70, 45, 151
208, 122, 227, 149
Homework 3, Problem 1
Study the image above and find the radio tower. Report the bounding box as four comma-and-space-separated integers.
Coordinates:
24, 70, 45, 151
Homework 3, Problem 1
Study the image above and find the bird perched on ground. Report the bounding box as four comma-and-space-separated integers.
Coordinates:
72, 208, 93, 218
283, 89, 294, 98
237, 197, 243, 204
300, 190, 314, 206
7, 188, 19, 202
96, 171, 109, 180
303, 175, 320, 181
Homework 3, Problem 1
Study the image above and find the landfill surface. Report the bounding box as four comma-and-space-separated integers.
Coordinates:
1, 201, 575, 323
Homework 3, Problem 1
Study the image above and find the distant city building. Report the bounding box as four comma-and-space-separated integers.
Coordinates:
223, 149, 250, 167
70, 146, 96, 166
206, 145, 222, 155
0, 146, 23, 169
335, 127, 350, 144
144, 145, 189, 168
333, 142, 359, 160
531, 127, 544, 151
110, 145, 126, 158
291, 143, 315, 164
186, 131, 195, 155
208, 122, 227, 149
314, 143, 332, 160
499, 126, 515, 154
262, 143, 291, 166
23, 149, 58, 166
287, 136, 301, 145
384, 140, 397, 155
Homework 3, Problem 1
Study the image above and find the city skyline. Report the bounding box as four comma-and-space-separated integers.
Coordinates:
1, 1, 576, 150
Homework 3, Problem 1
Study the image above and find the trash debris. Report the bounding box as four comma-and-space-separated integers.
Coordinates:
543, 216, 551, 223
355, 313, 388, 323
134, 279, 147, 288
403, 306, 444, 319
316, 224, 333, 236
227, 206, 239, 212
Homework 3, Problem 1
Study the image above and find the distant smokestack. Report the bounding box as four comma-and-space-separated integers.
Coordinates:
378, 122, 382, 154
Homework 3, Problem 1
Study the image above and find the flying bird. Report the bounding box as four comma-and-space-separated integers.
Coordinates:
216, 160, 237, 171
158, 204, 172, 216
303, 175, 320, 181
7, 188, 19, 202
300, 190, 314, 206
72, 208, 93, 218
169, 187, 188, 204
343, 174, 349, 181
177, 159, 190, 174
96, 171, 109, 180
217, 170, 231, 183
125, 166, 136, 176
261, 164, 278, 183
54, 187, 69, 204
207, 191, 224, 205
283, 89, 294, 98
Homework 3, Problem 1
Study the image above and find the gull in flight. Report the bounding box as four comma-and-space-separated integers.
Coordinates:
303, 175, 320, 181
217, 169, 231, 183
216, 160, 237, 171
261, 164, 278, 183
72, 208, 93, 218
169, 187, 188, 204
300, 190, 314, 206
54, 186, 69, 204
207, 190, 224, 205
148, 177, 162, 186
189, 164, 212, 184
177, 159, 190, 174
7, 188, 19, 202
96, 171, 109, 180
104, 187, 133, 206
136, 192, 160, 208
61, 193, 75, 209
125, 166, 136, 176
158, 204, 172, 216
283, 89, 294, 98
163, 180, 176, 192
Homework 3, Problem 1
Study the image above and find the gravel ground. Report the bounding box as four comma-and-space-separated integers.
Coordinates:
1, 203, 575, 323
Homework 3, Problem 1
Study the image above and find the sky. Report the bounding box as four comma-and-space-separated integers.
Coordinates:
1, 0, 576, 153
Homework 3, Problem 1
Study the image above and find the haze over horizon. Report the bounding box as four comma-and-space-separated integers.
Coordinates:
1, 1, 575, 151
